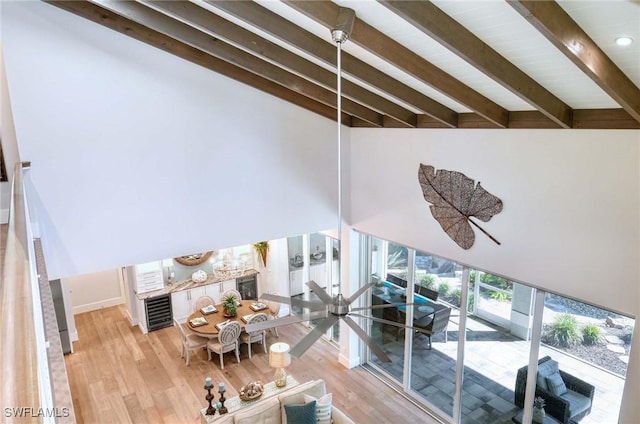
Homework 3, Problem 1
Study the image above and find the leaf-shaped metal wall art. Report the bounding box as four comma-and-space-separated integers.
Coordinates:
418, 164, 503, 250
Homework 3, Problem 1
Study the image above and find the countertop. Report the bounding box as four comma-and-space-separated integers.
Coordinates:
135, 268, 259, 300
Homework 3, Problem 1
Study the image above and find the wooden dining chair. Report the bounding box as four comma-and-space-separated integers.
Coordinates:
174, 318, 208, 366
207, 321, 241, 369
195, 295, 215, 311
222, 289, 242, 303
264, 297, 281, 337
239, 313, 268, 358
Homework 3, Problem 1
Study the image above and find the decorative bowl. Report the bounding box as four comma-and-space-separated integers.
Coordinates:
191, 270, 208, 283
239, 381, 264, 401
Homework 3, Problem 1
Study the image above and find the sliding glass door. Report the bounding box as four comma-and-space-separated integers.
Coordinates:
360, 233, 635, 424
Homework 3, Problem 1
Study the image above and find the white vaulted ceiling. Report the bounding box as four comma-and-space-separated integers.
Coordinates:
45, 0, 640, 129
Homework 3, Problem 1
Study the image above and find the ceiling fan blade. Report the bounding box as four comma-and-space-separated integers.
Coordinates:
342, 315, 391, 363
259, 293, 326, 311
245, 310, 328, 333
349, 312, 415, 329
305, 280, 334, 305
351, 302, 418, 312
289, 314, 339, 358
345, 282, 374, 305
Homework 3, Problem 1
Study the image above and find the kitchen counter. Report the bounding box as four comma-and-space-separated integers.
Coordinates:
135, 268, 259, 300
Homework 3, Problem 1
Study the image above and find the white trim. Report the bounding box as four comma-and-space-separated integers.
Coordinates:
0, 208, 9, 224
339, 352, 360, 369
522, 289, 546, 424
72, 296, 125, 315
453, 267, 470, 424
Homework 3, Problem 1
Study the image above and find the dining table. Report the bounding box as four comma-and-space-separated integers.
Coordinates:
373, 286, 448, 322
186, 299, 269, 337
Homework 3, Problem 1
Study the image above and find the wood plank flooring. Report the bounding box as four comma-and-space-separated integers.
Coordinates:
66, 305, 440, 423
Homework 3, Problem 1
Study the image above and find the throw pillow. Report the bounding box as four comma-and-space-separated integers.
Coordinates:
546, 371, 568, 396
284, 401, 317, 424
304, 393, 333, 424
536, 359, 559, 391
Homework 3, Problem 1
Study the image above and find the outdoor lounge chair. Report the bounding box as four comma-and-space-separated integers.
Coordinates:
413, 307, 451, 349
515, 356, 595, 423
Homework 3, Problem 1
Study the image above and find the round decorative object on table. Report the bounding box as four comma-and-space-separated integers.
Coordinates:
191, 269, 208, 283
239, 381, 264, 401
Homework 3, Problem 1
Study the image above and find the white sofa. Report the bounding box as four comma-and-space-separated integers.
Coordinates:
201, 379, 354, 424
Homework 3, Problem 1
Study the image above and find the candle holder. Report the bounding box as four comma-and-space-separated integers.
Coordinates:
204, 385, 216, 416
218, 389, 228, 414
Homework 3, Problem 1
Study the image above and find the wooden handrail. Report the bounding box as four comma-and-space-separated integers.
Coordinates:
1, 164, 40, 422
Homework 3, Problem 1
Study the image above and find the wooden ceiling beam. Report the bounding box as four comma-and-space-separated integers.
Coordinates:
380, 0, 574, 129
207, 0, 458, 128
80, 0, 382, 126
44, 1, 345, 124
509, 0, 640, 124
88, 0, 383, 126
144, 0, 414, 127
285, 0, 507, 128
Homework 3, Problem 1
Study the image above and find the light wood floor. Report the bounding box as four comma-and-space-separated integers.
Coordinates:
66, 305, 440, 424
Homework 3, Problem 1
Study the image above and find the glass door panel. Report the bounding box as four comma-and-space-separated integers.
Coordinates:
410, 251, 462, 419
369, 240, 408, 383
538, 293, 634, 424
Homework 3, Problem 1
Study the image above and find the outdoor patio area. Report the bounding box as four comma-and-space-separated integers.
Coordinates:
370, 311, 626, 424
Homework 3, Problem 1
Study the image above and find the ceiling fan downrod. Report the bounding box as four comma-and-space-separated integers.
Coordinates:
331, 7, 355, 296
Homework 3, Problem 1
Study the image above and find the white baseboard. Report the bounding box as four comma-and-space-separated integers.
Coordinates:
339, 352, 360, 369
125, 309, 138, 326
0, 209, 8, 224
72, 296, 125, 315
70, 331, 79, 343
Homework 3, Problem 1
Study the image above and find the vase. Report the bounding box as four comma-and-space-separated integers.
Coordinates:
532, 406, 546, 423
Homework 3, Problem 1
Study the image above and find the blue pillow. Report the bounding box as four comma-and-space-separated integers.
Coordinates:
284, 401, 317, 424
536, 359, 559, 391
546, 371, 568, 396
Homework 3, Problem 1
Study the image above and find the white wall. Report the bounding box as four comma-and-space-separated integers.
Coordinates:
64, 268, 124, 315
351, 128, 638, 316
350, 128, 640, 423
0, 45, 21, 223
1, 1, 340, 279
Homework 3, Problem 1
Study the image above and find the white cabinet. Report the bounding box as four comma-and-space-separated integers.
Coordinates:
309, 264, 327, 288
217, 279, 237, 303
290, 269, 304, 296
171, 290, 192, 324
171, 280, 238, 323
134, 261, 164, 294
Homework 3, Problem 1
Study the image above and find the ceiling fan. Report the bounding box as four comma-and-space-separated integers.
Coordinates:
245, 8, 416, 363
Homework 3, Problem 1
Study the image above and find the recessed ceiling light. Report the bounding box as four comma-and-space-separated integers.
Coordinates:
615, 37, 633, 46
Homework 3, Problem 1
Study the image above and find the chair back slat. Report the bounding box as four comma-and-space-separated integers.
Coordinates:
245, 313, 268, 336
218, 322, 241, 345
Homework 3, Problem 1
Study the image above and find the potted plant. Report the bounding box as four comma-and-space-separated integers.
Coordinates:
222, 293, 238, 318
253, 241, 269, 267
532, 396, 546, 423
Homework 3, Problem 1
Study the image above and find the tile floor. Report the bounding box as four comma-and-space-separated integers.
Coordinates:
370, 312, 626, 424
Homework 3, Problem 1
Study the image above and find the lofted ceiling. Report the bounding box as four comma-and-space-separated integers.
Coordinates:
45, 0, 640, 129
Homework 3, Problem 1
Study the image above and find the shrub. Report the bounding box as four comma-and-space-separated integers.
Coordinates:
582, 324, 604, 345
450, 288, 461, 306
467, 293, 475, 312
437, 282, 450, 297
420, 275, 435, 289
488, 290, 510, 302
546, 313, 582, 347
